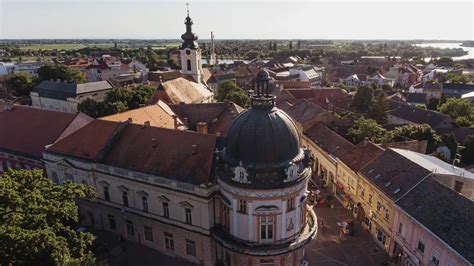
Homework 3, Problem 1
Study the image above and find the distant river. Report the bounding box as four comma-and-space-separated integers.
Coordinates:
414, 42, 474, 60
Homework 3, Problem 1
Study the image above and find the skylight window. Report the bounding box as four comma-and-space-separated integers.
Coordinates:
394, 188, 401, 194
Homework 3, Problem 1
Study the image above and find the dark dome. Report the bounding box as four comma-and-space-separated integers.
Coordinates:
223, 106, 301, 169
256, 69, 270, 81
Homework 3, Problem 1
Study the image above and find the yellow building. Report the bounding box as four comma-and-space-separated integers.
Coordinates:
357, 149, 432, 255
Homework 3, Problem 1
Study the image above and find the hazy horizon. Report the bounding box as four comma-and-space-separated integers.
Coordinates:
1, 0, 473, 40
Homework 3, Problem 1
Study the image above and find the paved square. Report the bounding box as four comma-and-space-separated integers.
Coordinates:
305, 188, 391, 266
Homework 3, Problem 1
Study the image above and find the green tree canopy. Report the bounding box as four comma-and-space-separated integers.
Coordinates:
37, 63, 86, 83
439, 98, 473, 119
367, 90, 388, 123
392, 124, 442, 153
7, 72, 33, 97
347, 117, 392, 144
0, 169, 97, 265
216, 81, 250, 107
352, 86, 374, 113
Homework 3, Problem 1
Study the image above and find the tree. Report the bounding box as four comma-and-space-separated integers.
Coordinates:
0, 169, 97, 265
37, 64, 86, 83
444, 73, 470, 84
426, 97, 439, 110
438, 98, 473, 126
7, 72, 33, 97
352, 86, 374, 113
461, 135, 474, 165
392, 124, 442, 153
216, 81, 250, 107
440, 133, 458, 161
436, 57, 454, 67
367, 90, 388, 123
347, 117, 391, 144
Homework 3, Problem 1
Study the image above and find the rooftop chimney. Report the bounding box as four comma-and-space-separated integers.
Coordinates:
144, 121, 151, 126
127, 117, 133, 123
196, 122, 208, 134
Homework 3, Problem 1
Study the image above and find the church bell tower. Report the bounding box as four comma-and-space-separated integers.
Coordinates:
180, 4, 202, 84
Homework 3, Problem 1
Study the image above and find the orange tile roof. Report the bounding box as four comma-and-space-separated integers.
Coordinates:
100, 102, 185, 130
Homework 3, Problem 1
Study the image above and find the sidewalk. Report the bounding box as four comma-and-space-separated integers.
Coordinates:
305, 179, 391, 266
91, 230, 195, 266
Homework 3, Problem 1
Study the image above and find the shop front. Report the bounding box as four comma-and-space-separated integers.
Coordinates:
335, 181, 355, 211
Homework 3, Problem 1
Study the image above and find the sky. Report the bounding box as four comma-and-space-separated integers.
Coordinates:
0, 0, 473, 40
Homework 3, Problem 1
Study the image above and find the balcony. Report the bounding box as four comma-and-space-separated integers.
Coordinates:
211, 208, 317, 256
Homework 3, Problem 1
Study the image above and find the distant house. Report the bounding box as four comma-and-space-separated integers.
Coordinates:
401, 92, 427, 106
385, 64, 422, 88
342, 74, 365, 87
63, 57, 94, 71
13, 61, 51, 77
442, 82, 474, 98
288, 65, 325, 87
366, 72, 395, 88
30, 80, 115, 113
0, 103, 92, 174
387, 100, 453, 130
278, 99, 337, 131
287, 88, 354, 112
147, 77, 213, 105
423, 82, 443, 99
461, 91, 474, 106
85, 55, 148, 83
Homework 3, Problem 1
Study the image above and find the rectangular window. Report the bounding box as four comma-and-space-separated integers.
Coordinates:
185, 239, 196, 256
164, 232, 174, 251
125, 220, 134, 236
376, 201, 382, 212
162, 202, 169, 218
368, 194, 372, 206
260, 216, 274, 242
287, 197, 295, 211
260, 259, 274, 266
103, 186, 110, 201
384, 209, 390, 221
185, 208, 192, 224
376, 228, 387, 246
238, 199, 247, 213
454, 180, 464, 193
417, 239, 425, 254
122, 191, 129, 207
398, 222, 403, 236
144, 226, 153, 242
142, 196, 148, 212
108, 214, 116, 230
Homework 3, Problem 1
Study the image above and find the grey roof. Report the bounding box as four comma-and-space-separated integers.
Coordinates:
388, 100, 453, 129
397, 178, 474, 263
33, 80, 114, 101
359, 149, 431, 201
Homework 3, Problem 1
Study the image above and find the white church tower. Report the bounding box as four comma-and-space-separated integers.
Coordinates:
180, 5, 202, 84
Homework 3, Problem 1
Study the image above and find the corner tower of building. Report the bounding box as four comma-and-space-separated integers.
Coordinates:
213, 69, 318, 265
180, 6, 202, 84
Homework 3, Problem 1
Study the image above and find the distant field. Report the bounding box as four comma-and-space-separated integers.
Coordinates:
19, 43, 118, 51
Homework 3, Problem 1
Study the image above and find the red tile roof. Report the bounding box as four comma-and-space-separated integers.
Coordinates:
47, 119, 121, 160
46, 120, 218, 185
339, 140, 384, 172
0, 106, 78, 158
305, 123, 354, 158
287, 88, 353, 112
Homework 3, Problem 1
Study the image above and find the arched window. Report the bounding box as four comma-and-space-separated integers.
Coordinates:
52, 172, 59, 184
122, 191, 129, 207
142, 196, 148, 212
187, 59, 191, 71
103, 186, 110, 201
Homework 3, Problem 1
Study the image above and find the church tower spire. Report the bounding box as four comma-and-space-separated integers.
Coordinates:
180, 3, 202, 83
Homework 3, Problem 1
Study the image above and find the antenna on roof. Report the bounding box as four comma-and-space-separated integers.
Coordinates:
186, 2, 190, 16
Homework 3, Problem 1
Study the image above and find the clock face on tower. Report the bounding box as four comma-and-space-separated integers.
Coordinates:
186, 49, 191, 55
